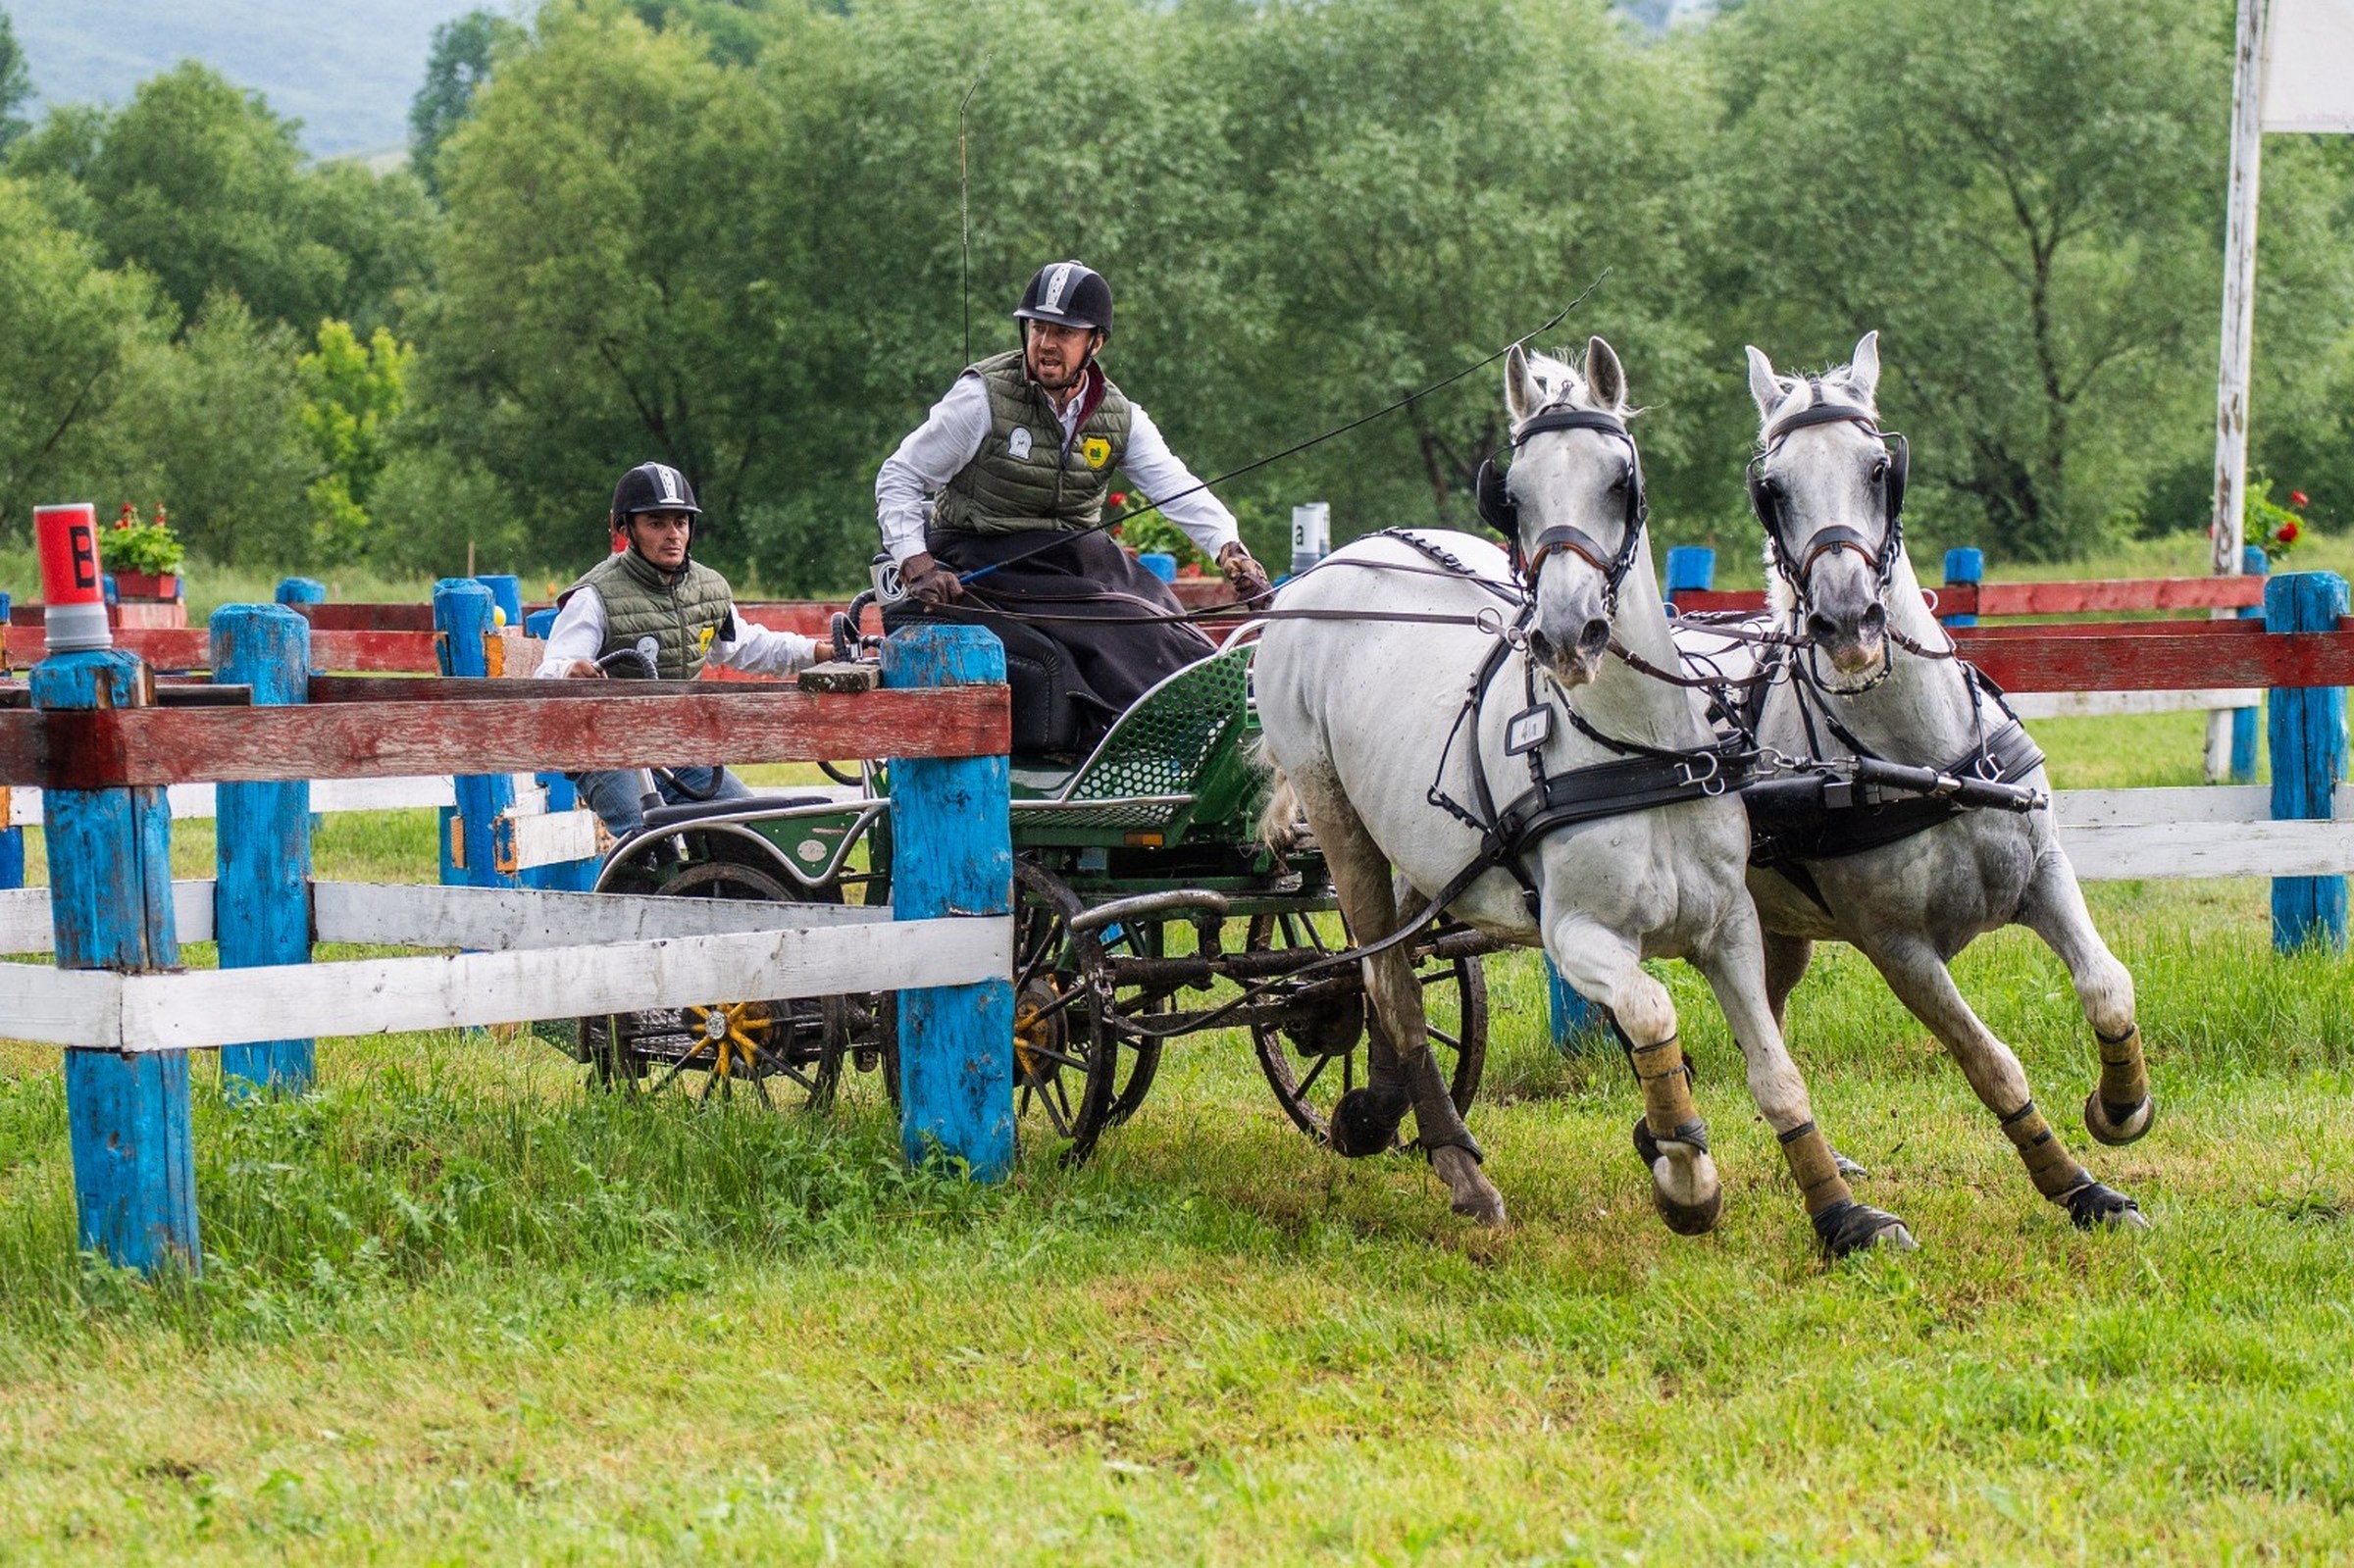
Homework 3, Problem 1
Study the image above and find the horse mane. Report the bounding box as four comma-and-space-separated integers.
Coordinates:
1522, 349, 1586, 415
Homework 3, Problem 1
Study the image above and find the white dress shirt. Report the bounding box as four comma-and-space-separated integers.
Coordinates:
874, 370, 1240, 566
533, 581, 818, 678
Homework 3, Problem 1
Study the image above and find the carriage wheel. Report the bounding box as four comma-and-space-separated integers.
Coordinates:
1095, 919, 1168, 1127
1009, 862, 1122, 1163
579, 855, 843, 1110
1246, 910, 1486, 1147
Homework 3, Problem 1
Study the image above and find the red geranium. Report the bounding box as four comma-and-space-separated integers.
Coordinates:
2290, 490, 2309, 508
1109, 491, 1128, 507
2277, 520, 2301, 544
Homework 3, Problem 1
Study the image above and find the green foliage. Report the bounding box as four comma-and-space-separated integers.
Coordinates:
0, 5, 28, 150
296, 319, 412, 560
0, 175, 161, 533
408, 9, 527, 198
2244, 477, 2314, 564
103, 508, 183, 576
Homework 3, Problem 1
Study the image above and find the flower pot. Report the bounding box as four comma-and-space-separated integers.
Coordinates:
114, 571, 180, 599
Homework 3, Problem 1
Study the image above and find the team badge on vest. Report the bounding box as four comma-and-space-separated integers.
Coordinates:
696, 624, 718, 655
1082, 435, 1112, 470
1007, 427, 1034, 461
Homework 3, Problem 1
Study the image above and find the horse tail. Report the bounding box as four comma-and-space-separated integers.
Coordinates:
1251, 735, 1308, 854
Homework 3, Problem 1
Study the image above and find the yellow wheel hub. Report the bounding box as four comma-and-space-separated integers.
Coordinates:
1013, 981, 1065, 1079
683, 1000, 774, 1078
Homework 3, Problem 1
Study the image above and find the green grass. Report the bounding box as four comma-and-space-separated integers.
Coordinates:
1, 716, 2349, 1559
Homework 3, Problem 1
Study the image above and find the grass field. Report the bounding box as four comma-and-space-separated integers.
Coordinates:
1, 708, 2351, 1558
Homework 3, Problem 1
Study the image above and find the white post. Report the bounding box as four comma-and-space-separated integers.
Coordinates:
2209, 0, 2273, 782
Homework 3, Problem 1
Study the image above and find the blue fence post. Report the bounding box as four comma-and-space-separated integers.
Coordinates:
273, 578, 327, 607
474, 574, 523, 629
0, 590, 21, 891
36, 646, 196, 1273
881, 625, 1014, 1179
2230, 544, 2271, 784
1941, 547, 1982, 629
433, 580, 518, 889
2267, 572, 2349, 953
515, 605, 596, 891
1546, 961, 1606, 1056
1663, 546, 1714, 607
211, 605, 316, 1095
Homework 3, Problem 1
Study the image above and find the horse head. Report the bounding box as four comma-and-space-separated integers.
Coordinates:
1493, 335, 1648, 691
1744, 331, 1906, 678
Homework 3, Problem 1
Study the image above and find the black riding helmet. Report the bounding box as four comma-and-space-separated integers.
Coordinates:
1013, 261, 1113, 336
608, 461, 701, 531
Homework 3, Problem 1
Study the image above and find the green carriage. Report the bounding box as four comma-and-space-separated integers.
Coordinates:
569, 642, 1492, 1162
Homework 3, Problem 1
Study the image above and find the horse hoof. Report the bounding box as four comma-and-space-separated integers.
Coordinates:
2060, 1178, 2147, 1231
1655, 1181, 1723, 1237
1833, 1148, 1869, 1179
1813, 1199, 1916, 1257
2083, 1089, 2156, 1147
1431, 1145, 1506, 1227
1329, 1087, 1409, 1159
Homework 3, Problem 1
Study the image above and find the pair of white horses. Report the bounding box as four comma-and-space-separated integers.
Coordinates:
1254, 333, 2153, 1257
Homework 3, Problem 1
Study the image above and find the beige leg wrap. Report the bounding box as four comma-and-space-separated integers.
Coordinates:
1777, 1122, 1855, 1217
1628, 1035, 1701, 1139
2000, 1100, 2088, 1200
2096, 1025, 2150, 1111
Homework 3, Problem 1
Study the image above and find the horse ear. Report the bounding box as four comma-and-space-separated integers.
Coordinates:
1505, 343, 1542, 424
1746, 344, 1786, 423
1847, 330, 1881, 406
1585, 336, 1626, 410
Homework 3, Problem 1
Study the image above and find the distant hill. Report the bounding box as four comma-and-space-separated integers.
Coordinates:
7, 0, 487, 159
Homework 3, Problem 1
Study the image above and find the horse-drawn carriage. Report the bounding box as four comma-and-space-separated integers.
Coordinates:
557, 631, 1495, 1164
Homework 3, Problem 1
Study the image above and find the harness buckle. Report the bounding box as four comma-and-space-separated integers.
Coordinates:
1676, 752, 1725, 795
1475, 605, 1508, 638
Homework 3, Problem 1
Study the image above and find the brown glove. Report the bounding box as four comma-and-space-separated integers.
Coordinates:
900, 552, 964, 607
1218, 542, 1273, 605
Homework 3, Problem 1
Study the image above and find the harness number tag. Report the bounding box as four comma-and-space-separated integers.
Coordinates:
1505, 705, 1553, 757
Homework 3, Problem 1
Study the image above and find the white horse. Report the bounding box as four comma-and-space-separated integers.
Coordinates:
1254, 337, 1912, 1255
1730, 333, 2151, 1228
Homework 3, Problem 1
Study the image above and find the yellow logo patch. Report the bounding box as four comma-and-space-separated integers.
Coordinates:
1082, 435, 1112, 471
696, 625, 718, 655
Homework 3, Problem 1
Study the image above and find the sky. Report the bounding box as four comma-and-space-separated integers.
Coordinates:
9, 0, 495, 158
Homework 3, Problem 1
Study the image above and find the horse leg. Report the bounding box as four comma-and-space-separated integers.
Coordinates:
2017, 855, 2154, 1147
1690, 905, 1912, 1255
1547, 918, 1721, 1236
1854, 933, 2146, 1230
1288, 768, 1504, 1224
1760, 932, 1867, 1178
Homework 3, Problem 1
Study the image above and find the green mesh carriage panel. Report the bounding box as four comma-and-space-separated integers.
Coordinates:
1008, 646, 1254, 834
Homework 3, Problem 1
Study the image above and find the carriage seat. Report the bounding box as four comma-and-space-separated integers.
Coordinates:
640, 792, 836, 831
1008, 646, 1257, 834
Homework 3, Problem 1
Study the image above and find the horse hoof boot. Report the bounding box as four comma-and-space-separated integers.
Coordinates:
1430, 1144, 1507, 1227
1832, 1148, 1869, 1180
1635, 1118, 1722, 1237
1813, 1199, 1916, 1257
2082, 1089, 2156, 1148
1328, 1087, 1410, 1158
2060, 1178, 2148, 1231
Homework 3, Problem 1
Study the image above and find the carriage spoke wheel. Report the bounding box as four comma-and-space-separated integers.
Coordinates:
1246, 910, 1487, 1148
1093, 919, 1169, 1127
580, 855, 843, 1110
1009, 862, 1120, 1163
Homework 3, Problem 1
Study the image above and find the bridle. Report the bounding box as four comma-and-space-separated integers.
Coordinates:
1746, 381, 1909, 602
1475, 405, 1649, 609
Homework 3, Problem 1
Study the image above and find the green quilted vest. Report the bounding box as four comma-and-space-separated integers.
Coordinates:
933, 350, 1134, 535
566, 547, 734, 681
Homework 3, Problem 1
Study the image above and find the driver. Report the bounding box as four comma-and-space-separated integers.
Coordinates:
537, 460, 820, 835
875, 260, 1272, 753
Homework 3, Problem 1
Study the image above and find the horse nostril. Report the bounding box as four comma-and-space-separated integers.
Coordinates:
1577, 618, 1611, 656
1807, 612, 1840, 643
1526, 630, 1555, 666
1861, 603, 1888, 636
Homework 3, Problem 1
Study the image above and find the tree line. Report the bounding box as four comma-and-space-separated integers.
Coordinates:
1, 0, 2347, 593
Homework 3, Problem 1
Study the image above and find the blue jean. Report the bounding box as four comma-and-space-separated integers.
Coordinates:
576, 766, 750, 836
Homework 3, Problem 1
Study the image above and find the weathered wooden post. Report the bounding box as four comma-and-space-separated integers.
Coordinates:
273, 578, 326, 608
881, 625, 1014, 1177
35, 503, 198, 1273
1941, 547, 1983, 629
1547, 964, 1605, 1057
2267, 570, 2349, 952
0, 589, 21, 891
2230, 543, 2271, 784
211, 604, 316, 1095
474, 574, 523, 629
433, 579, 519, 890
1663, 545, 1714, 608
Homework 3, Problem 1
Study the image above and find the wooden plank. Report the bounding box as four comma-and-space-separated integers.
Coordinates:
0, 882, 214, 950
2064, 820, 2354, 881
294, 602, 435, 632
1973, 578, 2269, 615
0, 686, 1007, 788
2007, 688, 2261, 720
0, 959, 119, 1041
2053, 786, 2277, 828
1961, 626, 2354, 693
14, 776, 460, 825
494, 807, 604, 873
1959, 618, 2267, 640
311, 879, 888, 950
111, 913, 1011, 1049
